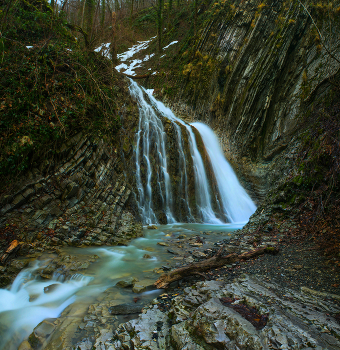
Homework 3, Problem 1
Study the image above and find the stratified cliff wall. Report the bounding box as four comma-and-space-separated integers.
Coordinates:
0, 81, 142, 281
162, 0, 340, 201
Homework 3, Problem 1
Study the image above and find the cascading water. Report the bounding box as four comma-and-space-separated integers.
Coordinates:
0, 260, 92, 349
130, 81, 175, 224
146, 90, 223, 224
129, 80, 256, 224
0, 223, 244, 350
192, 122, 257, 222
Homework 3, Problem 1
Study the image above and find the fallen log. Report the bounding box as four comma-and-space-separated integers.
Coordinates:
122, 73, 151, 79
155, 246, 238, 289
238, 246, 279, 260
154, 245, 279, 289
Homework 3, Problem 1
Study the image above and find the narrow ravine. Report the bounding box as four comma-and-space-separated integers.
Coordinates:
0, 78, 256, 349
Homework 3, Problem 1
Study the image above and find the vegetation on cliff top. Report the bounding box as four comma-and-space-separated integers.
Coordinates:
0, 0, 123, 191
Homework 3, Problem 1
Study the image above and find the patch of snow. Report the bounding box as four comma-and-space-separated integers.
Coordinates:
152, 72, 157, 75
115, 59, 143, 76
123, 59, 143, 75
163, 41, 178, 50
95, 43, 110, 51
95, 43, 111, 58
66, 48, 72, 52
114, 35, 157, 76
26, 46, 33, 49
160, 54, 166, 58
143, 53, 155, 61
115, 63, 128, 72
117, 36, 156, 62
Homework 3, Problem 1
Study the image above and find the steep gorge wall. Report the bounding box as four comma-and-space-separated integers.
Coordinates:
164, 0, 340, 201
0, 81, 142, 283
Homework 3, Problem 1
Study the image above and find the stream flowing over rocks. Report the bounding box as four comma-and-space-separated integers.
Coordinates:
0, 80, 261, 350
1, 0, 340, 343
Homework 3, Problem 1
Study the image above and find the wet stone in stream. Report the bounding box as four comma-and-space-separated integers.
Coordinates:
109, 304, 144, 315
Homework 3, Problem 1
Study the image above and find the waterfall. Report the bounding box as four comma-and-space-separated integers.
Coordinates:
130, 81, 175, 224
191, 122, 257, 222
129, 80, 256, 224
143, 86, 222, 224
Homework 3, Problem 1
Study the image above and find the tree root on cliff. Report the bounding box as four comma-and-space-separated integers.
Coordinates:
154, 245, 279, 289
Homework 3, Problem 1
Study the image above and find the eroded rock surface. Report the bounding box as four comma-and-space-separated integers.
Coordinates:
109, 276, 340, 350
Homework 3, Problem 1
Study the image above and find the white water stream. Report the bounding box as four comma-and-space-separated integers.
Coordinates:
0, 223, 242, 350
192, 122, 257, 222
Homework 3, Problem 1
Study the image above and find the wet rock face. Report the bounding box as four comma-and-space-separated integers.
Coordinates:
110, 276, 340, 350
168, 0, 340, 200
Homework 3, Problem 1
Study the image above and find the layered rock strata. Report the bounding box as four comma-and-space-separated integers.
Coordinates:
0, 129, 142, 286
164, 0, 340, 200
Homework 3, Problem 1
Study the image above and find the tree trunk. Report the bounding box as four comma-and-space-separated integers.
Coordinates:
86, 0, 96, 36
114, 0, 120, 12
167, 0, 172, 27
110, 11, 117, 62
194, 0, 197, 36
90, 0, 101, 41
101, 0, 106, 28
157, 0, 163, 53
130, 0, 134, 18
80, 0, 86, 28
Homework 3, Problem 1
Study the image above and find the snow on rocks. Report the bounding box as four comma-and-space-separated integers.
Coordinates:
95, 36, 177, 76
113, 37, 157, 76
117, 36, 156, 62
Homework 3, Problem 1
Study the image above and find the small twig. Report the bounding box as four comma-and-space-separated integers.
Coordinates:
50, 99, 66, 136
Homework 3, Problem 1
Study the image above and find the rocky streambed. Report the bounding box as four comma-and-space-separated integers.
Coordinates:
2, 222, 339, 350
111, 276, 340, 350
